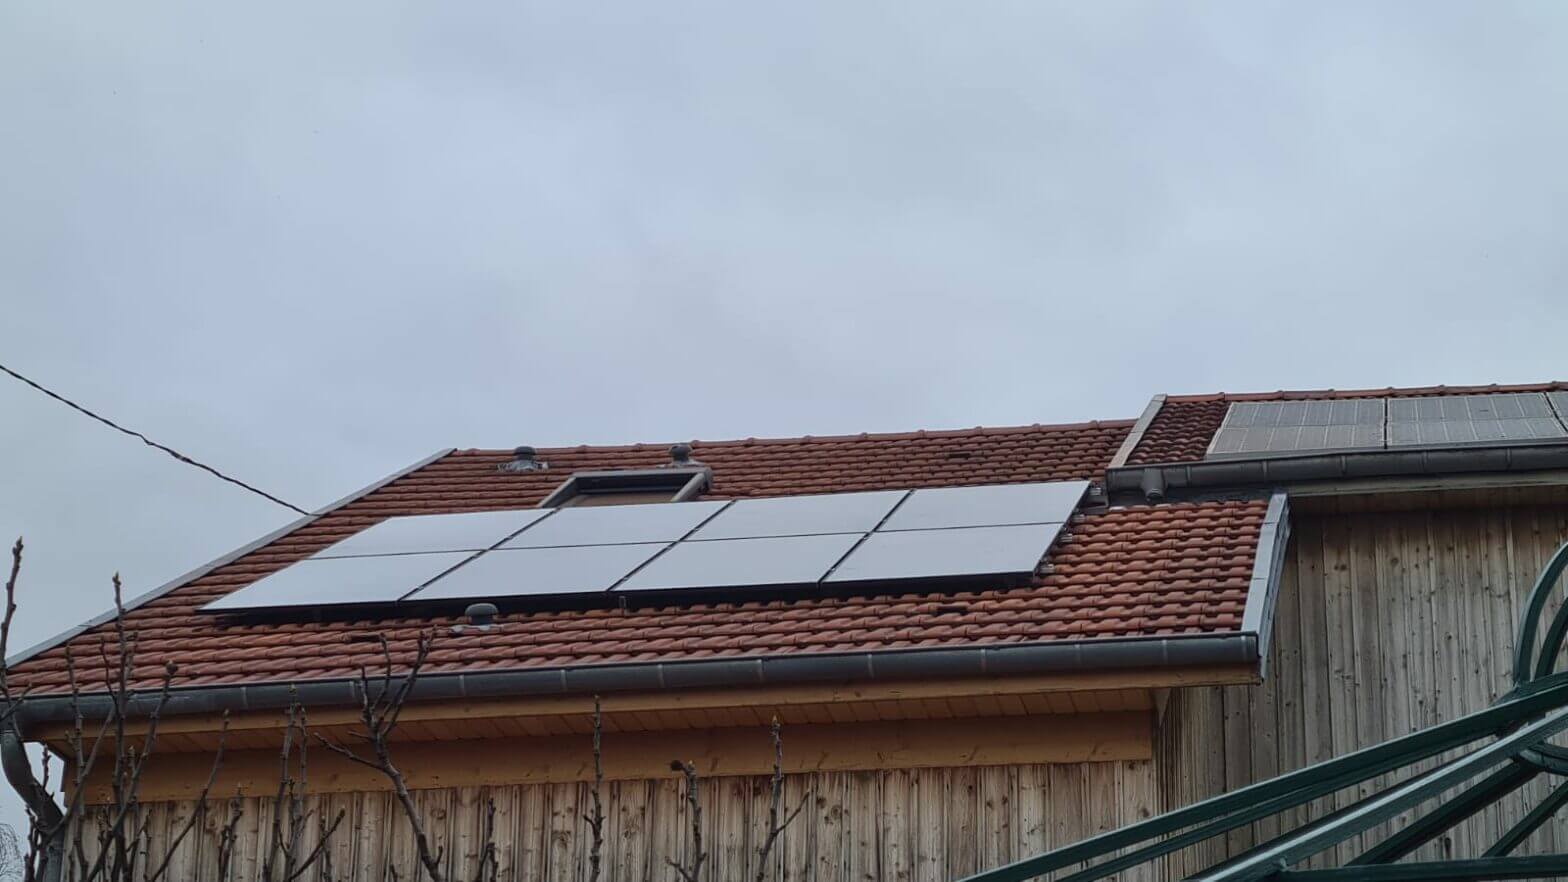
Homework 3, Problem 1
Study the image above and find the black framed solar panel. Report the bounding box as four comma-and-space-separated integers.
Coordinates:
1387, 393, 1567, 448
877, 481, 1086, 532
687, 490, 907, 540
823, 522, 1064, 586
502, 499, 728, 548
407, 543, 669, 602
202, 478, 1091, 614
311, 509, 552, 559
615, 533, 864, 593
1206, 399, 1385, 460
201, 551, 473, 612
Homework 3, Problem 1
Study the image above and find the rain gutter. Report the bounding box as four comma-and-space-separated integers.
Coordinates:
1107, 444, 1568, 498
8, 630, 1265, 728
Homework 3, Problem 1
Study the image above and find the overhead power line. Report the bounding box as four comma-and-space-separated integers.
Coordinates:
0, 361, 311, 516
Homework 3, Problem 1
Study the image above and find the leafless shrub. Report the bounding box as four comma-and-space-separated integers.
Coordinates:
314, 632, 451, 882
0, 538, 341, 882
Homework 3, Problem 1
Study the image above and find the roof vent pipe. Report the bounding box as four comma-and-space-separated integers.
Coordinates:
666, 443, 701, 467
1139, 468, 1167, 502
498, 446, 548, 473
454, 599, 495, 627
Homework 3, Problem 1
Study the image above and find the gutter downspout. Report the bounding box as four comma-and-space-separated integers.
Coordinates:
2, 728, 61, 882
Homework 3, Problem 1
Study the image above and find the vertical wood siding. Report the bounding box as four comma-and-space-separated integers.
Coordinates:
71, 761, 1156, 881
1158, 504, 1568, 874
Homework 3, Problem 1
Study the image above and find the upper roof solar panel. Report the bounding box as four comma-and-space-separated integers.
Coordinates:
688, 490, 907, 540
312, 510, 552, 559
1387, 393, 1567, 448
616, 533, 863, 593
408, 543, 668, 602
1206, 399, 1385, 460
202, 552, 472, 612
877, 481, 1086, 532
1551, 392, 1568, 424
824, 523, 1063, 586
503, 500, 728, 548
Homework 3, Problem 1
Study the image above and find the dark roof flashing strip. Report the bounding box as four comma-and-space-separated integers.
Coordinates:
4, 448, 458, 670
8, 633, 1261, 729
1106, 444, 1568, 494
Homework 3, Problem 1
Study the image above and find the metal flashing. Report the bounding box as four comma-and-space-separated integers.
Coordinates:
4, 448, 457, 669
1241, 492, 1292, 679
1107, 394, 1165, 469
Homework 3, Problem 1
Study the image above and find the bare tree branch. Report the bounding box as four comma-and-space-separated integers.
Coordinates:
665, 760, 706, 882
1, 549, 348, 882
583, 696, 605, 882
313, 631, 448, 882
753, 717, 810, 882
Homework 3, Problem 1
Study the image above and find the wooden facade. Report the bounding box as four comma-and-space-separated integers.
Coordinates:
67, 492, 1568, 880
1161, 495, 1568, 875
75, 762, 1158, 881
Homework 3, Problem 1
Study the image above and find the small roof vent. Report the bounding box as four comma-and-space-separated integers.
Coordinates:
460, 602, 498, 630
499, 446, 548, 473
665, 443, 701, 468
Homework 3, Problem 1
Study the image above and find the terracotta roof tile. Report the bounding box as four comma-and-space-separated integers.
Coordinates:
8, 420, 1274, 696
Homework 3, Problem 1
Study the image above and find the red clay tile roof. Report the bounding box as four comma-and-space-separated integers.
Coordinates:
8, 420, 1272, 695
1126, 381, 1568, 465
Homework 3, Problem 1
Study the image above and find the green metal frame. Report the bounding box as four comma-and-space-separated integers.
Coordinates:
959, 541, 1568, 882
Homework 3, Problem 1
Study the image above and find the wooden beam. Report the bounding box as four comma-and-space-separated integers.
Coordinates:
70, 711, 1153, 804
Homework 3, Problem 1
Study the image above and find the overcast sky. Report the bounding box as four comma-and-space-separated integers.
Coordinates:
3, 0, 1568, 836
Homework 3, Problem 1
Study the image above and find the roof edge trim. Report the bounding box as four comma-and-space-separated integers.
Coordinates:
1108, 394, 1166, 469
1241, 492, 1291, 680
9, 632, 1260, 727
4, 448, 458, 669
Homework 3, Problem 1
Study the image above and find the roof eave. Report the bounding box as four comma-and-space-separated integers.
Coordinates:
8, 630, 1264, 730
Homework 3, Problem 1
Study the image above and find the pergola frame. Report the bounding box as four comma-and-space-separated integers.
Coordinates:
961, 542, 1568, 882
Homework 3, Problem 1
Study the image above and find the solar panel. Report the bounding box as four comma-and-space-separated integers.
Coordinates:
408, 543, 668, 602
688, 490, 908, 540
1387, 393, 1567, 448
877, 481, 1086, 532
312, 510, 552, 559
824, 523, 1063, 586
201, 552, 471, 612
502, 499, 728, 548
1207, 399, 1385, 460
1551, 392, 1568, 425
616, 533, 864, 593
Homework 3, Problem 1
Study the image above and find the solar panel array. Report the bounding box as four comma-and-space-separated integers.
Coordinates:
1205, 392, 1568, 460
202, 481, 1089, 614
1207, 399, 1385, 459
1387, 393, 1567, 448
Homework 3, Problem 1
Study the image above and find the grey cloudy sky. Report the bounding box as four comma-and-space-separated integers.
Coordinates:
2, 0, 1567, 833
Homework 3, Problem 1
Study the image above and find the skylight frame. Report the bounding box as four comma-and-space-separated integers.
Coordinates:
536, 467, 710, 508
